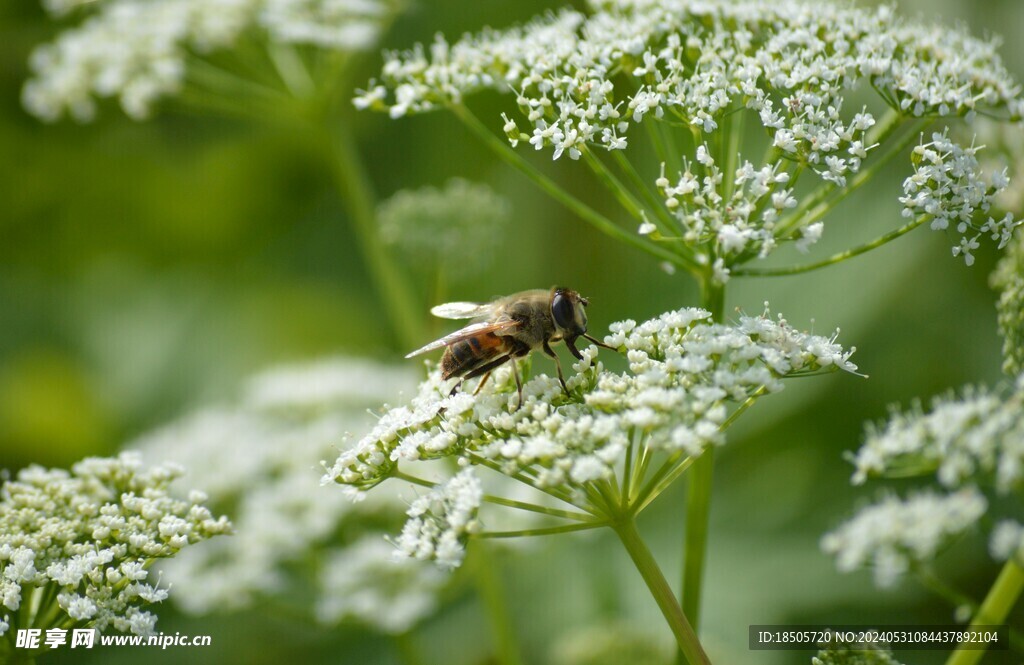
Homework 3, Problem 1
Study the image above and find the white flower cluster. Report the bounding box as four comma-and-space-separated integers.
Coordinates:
316, 536, 446, 633
360, 0, 1021, 164
656, 146, 797, 262
23, 0, 392, 121
993, 229, 1024, 376
325, 307, 858, 567
989, 520, 1024, 563
0, 452, 230, 637
821, 488, 987, 588
900, 130, 1019, 266
849, 380, 1024, 493
132, 357, 447, 634
377, 178, 512, 279
393, 469, 483, 570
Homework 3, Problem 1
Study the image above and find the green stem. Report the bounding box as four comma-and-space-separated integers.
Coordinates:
734, 214, 932, 277
614, 518, 710, 665
469, 546, 525, 665
325, 120, 425, 351
679, 276, 725, 648
481, 495, 597, 522
946, 559, 1024, 665
476, 522, 608, 538
451, 105, 686, 267
610, 150, 686, 237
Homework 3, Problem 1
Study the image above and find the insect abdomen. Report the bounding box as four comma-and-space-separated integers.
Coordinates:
441, 333, 505, 380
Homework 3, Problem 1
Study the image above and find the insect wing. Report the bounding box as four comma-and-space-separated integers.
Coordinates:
405, 320, 520, 358
430, 301, 493, 320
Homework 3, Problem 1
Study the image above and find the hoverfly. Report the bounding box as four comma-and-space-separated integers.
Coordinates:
406, 287, 614, 409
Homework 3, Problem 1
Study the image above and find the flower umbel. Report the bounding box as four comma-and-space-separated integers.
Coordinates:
0, 452, 230, 644
849, 379, 1024, 493
821, 488, 987, 588
324, 306, 859, 569
22, 0, 396, 121
132, 357, 451, 635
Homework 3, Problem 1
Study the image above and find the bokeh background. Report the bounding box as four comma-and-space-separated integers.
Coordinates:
1, 0, 1022, 663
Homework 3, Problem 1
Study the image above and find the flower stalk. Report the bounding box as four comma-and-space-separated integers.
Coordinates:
614, 517, 710, 665
946, 559, 1024, 665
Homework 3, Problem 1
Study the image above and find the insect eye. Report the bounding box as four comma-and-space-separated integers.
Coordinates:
552, 292, 575, 331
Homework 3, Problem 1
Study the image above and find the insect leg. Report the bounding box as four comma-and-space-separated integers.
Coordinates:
543, 340, 569, 396
465, 355, 514, 396
473, 372, 492, 395
511, 357, 523, 411
463, 354, 512, 381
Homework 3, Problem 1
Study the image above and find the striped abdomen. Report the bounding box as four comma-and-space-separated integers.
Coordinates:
441, 333, 508, 380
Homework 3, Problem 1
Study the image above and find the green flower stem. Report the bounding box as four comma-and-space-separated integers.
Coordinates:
267, 43, 316, 98
464, 452, 593, 512
480, 495, 598, 522
614, 518, 710, 665
679, 276, 725, 647
325, 120, 425, 351
733, 213, 931, 277
451, 104, 687, 268
634, 387, 765, 516
721, 109, 745, 202
946, 559, 1024, 665
468, 546, 525, 665
610, 150, 686, 236
634, 455, 695, 515
476, 522, 608, 538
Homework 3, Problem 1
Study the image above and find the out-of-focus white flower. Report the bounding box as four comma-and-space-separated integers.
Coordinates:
132, 357, 452, 634
377, 178, 512, 279
0, 452, 230, 637
316, 536, 446, 634
821, 488, 987, 588
549, 621, 671, 665
850, 382, 1024, 493
990, 520, 1024, 562
23, 0, 394, 121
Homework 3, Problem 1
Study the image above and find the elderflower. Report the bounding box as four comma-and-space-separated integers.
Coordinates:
359, 0, 1022, 268
325, 306, 858, 568
22, 0, 395, 121
132, 357, 450, 634
849, 381, 1024, 493
377, 179, 512, 279
993, 230, 1024, 376
0, 452, 230, 639
821, 488, 987, 588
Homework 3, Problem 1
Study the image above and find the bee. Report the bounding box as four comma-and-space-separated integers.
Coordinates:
406, 287, 615, 409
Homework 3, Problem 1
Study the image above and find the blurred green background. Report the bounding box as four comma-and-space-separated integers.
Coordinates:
1, 0, 1023, 663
